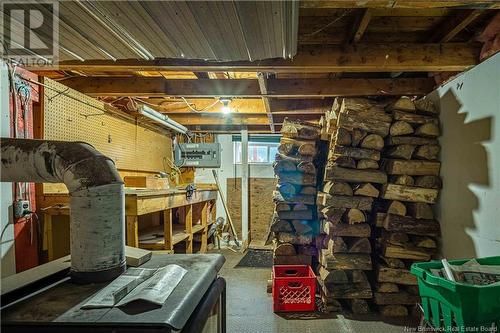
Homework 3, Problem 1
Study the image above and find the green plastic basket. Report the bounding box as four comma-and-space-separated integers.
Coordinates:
411, 256, 500, 332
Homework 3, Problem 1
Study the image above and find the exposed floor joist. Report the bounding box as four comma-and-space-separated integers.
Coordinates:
351, 9, 373, 43
29, 44, 479, 73
63, 77, 435, 97
299, 1, 500, 9
257, 73, 275, 133
430, 9, 484, 42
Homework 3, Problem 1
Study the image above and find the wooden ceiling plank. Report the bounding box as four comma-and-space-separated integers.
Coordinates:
62, 77, 435, 97
29, 43, 479, 73
351, 9, 373, 43
430, 9, 484, 42
299, 1, 500, 9
257, 72, 275, 133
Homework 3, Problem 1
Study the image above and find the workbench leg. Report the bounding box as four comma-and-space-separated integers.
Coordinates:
44, 214, 53, 261
163, 209, 173, 251
126, 215, 139, 248
200, 202, 208, 253
184, 205, 193, 254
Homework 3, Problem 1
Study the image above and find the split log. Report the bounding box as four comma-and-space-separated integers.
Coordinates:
353, 183, 379, 197
393, 110, 439, 125
318, 265, 349, 285
278, 172, 317, 185
387, 200, 407, 216
281, 119, 320, 140
278, 138, 317, 156
376, 283, 399, 293
374, 292, 419, 305
386, 96, 415, 112
321, 251, 372, 270
415, 123, 440, 138
379, 256, 405, 269
381, 183, 439, 204
380, 305, 409, 317
276, 182, 296, 197
277, 210, 313, 220
336, 127, 352, 146
386, 144, 416, 160
348, 237, 372, 253
300, 186, 317, 196
292, 220, 313, 234
273, 191, 315, 205
384, 232, 410, 246
321, 207, 346, 223
414, 175, 442, 189
348, 299, 371, 314
347, 208, 366, 224
331, 155, 357, 169
297, 245, 317, 256
384, 159, 440, 176
411, 236, 437, 248
274, 242, 296, 256
275, 203, 292, 211
318, 193, 373, 211
338, 98, 392, 137
333, 145, 381, 161
320, 279, 372, 299
321, 293, 343, 312
413, 144, 440, 160
386, 135, 438, 146
414, 97, 437, 114
325, 165, 387, 184
360, 134, 384, 151
390, 121, 414, 136
391, 175, 415, 186
407, 202, 434, 219
383, 214, 440, 236
275, 152, 313, 164
277, 233, 313, 245
383, 243, 432, 261
377, 267, 418, 285
327, 236, 348, 253
325, 223, 371, 238
270, 216, 294, 233
273, 160, 296, 174
274, 254, 312, 265
293, 203, 309, 211
351, 129, 368, 146
323, 181, 353, 196
296, 161, 316, 174
375, 213, 387, 228
357, 159, 379, 170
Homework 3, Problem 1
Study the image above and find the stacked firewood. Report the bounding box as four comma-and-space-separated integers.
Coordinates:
316, 98, 391, 313
374, 96, 442, 317
270, 119, 321, 267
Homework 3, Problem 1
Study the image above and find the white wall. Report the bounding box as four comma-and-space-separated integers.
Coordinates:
195, 134, 275, 222
428, 53, 500, 259
0, 60, 16, 277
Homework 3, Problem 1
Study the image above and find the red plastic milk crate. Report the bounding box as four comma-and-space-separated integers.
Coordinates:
272, 265, 316, 312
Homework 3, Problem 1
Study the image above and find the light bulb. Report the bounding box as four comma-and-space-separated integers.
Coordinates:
222, 105, 231, 114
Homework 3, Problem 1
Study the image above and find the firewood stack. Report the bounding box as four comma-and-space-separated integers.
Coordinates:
374, 96, 442, 317
270, 119, 321, 267
316, 98, 390, 314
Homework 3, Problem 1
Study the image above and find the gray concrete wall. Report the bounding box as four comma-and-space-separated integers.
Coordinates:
428, 53, 500, 259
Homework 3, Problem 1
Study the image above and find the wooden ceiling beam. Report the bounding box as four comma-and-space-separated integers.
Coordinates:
299, 1, 500, 9
257, 73, 275, 133
351, 9, 373, 43
29, 44, 479, 73
62, 77, 435, 97
167, 114, 271, 126
430, 10, 484, 42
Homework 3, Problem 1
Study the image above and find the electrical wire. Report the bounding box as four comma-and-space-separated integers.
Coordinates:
180, 97, 219, 113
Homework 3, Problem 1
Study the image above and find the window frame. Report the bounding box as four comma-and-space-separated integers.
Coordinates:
233, 141, 279, 165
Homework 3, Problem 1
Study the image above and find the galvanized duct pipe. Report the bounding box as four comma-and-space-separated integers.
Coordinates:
1, 138, 125, 283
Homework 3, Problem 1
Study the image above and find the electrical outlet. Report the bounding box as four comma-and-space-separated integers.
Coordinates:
14, 200, 31, 218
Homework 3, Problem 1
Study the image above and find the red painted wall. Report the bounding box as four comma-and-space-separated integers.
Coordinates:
9, 67, 40, 272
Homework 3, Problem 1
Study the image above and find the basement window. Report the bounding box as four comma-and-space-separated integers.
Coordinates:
233, 141, 279, 164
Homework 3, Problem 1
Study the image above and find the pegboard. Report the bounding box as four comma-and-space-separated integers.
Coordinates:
43, 78, 172, 174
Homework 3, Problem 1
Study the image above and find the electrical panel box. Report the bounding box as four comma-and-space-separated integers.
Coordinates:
174, 143, 221, 168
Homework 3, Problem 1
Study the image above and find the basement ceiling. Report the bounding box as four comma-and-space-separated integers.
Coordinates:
56, 1, 298, 62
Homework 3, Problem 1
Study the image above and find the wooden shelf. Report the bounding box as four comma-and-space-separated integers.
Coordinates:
192, 224, 205, 234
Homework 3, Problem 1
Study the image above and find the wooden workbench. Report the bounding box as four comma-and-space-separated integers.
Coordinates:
38, 187, 217, 259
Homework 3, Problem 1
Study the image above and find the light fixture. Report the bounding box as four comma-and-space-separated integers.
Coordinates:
220, 98, 232, 114
138, 104, 188, 134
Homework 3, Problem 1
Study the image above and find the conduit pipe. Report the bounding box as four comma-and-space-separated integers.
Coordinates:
1, 138, 125, 283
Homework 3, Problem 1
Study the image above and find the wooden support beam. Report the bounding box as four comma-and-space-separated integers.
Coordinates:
351, 9, 373, 43
167, 114, 271, 126
300, 1, 500, 9
431, 10, 484, 42
257, 73, 275, 133
61, 77, 435, 98
30, 44, 479, 73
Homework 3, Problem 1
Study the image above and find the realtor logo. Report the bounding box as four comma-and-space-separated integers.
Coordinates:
1, 1, 59, 66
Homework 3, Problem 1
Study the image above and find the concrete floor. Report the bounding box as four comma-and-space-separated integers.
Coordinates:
213, 249, 418, 333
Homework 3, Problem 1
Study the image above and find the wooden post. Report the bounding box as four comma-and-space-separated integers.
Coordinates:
241, 129, 249, 249
126, 215, 139, 248
43, 213, 54, 261
200, 202, 208, 253
183, 205, 193, 254
163, 209, 173, 251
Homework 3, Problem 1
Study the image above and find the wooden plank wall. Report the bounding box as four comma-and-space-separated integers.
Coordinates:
227, 178, 276, 247
42, 78, 173, 193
